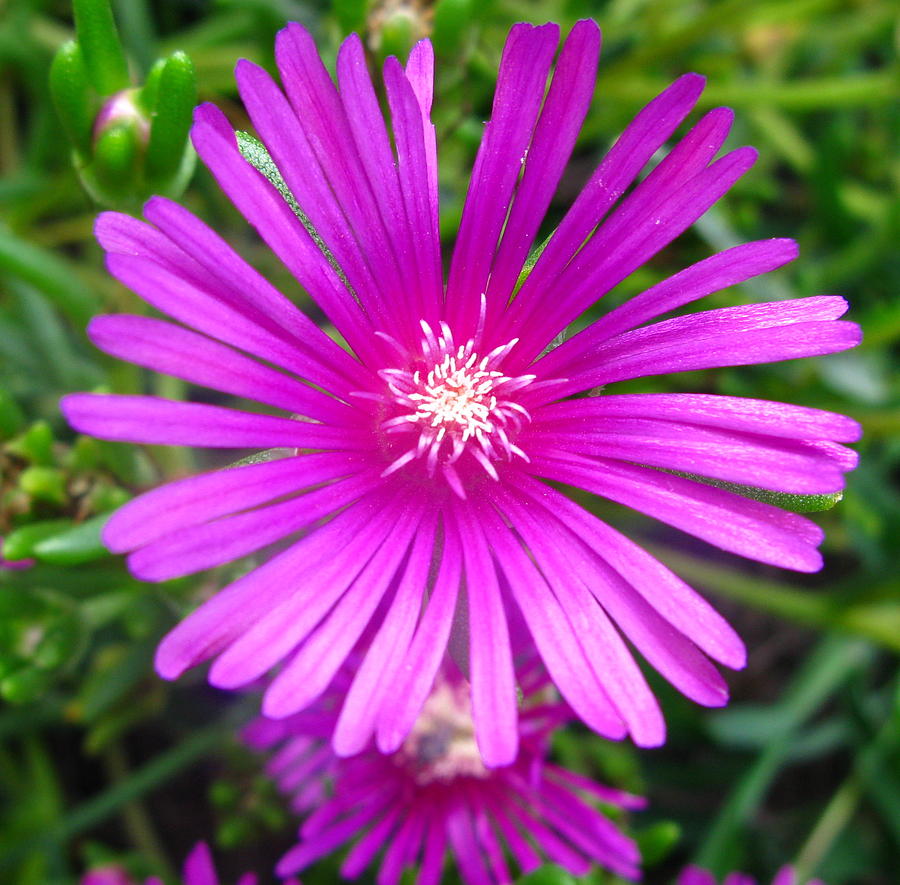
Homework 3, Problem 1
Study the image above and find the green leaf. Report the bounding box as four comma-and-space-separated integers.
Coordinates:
31, 513, 111, 566
33, 615, 82, 670
236, 131, 356, 298
0, 390, 25, 440
514, 230, 552, 296
333, 0, 368, 34
636, 820, 682, 866
0, 228, 100, 329
0, 719, 229, 871
433, 0, 477, 55
695, 636, 873, 872
73, 0, 130, 95
664, 469, 844, 513
0, 667, 54, 705
145, 52, 197, 186
5, 421, 55, 466
2, 521, 72, 561
517, 865, 579, 885
378, 12, 415, 62
18, 467, 67, 506
48, 41, 96, 155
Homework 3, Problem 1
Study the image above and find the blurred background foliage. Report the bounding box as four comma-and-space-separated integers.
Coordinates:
0, 0, 897, 883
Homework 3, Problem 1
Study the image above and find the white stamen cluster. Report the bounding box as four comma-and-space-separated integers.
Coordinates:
400, 681, 487, 784
378, 320, 534, 497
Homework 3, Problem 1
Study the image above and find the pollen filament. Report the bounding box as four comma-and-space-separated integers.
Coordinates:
379, 321, 534, 495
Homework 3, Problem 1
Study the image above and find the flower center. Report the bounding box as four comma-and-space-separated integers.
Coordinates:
378, 321, 534, 497
399, 680, 487, 784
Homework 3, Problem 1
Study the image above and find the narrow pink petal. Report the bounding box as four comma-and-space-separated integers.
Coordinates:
545, 765, 647, 810
264, 26, 409, 331
527, 508, 730, 707
526, 418, 847, 494
489, 490, 664, 745
536, 238, 799, 378
128, 470, 381, 582
182, 843, 217, 885
579, 105, 735, 253
235, 58, 394, 320
141, 196, 368, 390
103, 249, 362, 392
333, 514, 438, 756
507, 146, 760, 364
339, 806, 401, 877
88, 314, 354, 425
478, 501, 630, 741
501, 799, 591, 876
378, 811, 427, 885
262, 503, 426, 717
484, 20, 601, 316
61, 393, 358, 450
510, 472, 746, 669
529, 453, 824, 571
336, 36, 431, 332
507, 72, 706, 316
376, 520, 462, 753
452, 500, 519, 767
154, 489, 394, 679
772, 867, 798, 885
190, 103, 379, 363
444, 799, 493, 885
276, 799, 390, 876
404, 39, 439, 237
447, 22, 560, 338
103, 452, 361, 553
677, 867, 718, 885
560, 301, 861, 394
206, 489, 411, 691
471, 795, 512, 884
481, 789, 542, 873
416, 807, 448, 885
535, 393, 862, 443
531, 779, 641, 878
383, 55, 444, 329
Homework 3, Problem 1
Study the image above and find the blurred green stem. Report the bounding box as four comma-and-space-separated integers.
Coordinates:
793, 775, 861, 880
694, 635, 872, 871
0, 719, 227, 872
102, 741, 175, 881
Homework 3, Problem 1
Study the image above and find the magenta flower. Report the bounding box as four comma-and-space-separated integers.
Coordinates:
245, 660, 644, 883
61, 20, 861, 764
678, 865, 825, 885
80, 841, 294, 885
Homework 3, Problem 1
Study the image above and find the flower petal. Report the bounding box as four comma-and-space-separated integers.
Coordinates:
451, 501, 519, 767
263, 503, 427, 718
128, 470, 382, 582
61, 393, 360, 450
536, 393, 862, 442
535, 238, 799, 380
447, 22, 560, 337
190, 103, 380, 363
104, 452, 365, 553
484, 20, 601, 318
88, 314, 354, 424
510, 473, 745, 669
376, 520, 462, 753
333, 514, 438, 756
154, 490, 397, 679
529, 453, 824, 571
